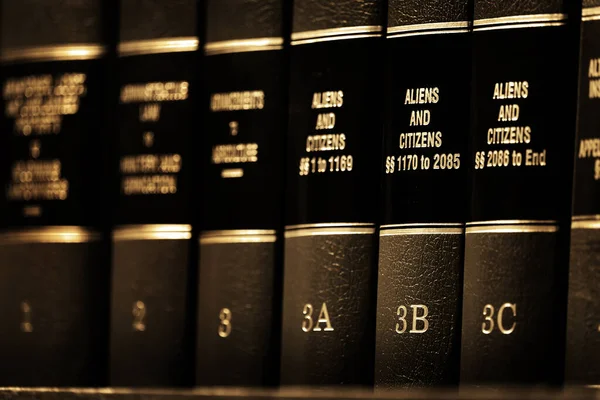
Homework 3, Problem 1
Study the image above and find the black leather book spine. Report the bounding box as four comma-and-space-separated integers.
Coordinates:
566, 0, 600, 385
196, 0, 289, 387
0, 0, 112, 386
461, 0, 579, 385
280, 0, 385, 386
109, 0, 198, 387
375, 0, 471, 388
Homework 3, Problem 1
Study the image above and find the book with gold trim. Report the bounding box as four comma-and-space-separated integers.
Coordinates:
280, 0, 386, 386
109, 0, 199, 387
566, 0, 600, 385
375, 0, 471, 388
461, 0, 580, 384
0, 0, 113, 386
196, 0, 290, 386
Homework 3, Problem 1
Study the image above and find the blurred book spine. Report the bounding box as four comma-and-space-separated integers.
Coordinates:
0, 0, 113, 386
196, 0, 290, 387
566, 0, 600, 385
109, 0, 199, 387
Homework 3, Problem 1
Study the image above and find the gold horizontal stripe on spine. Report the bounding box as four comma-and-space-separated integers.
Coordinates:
387, 21, 470, 38
466, 220, 558, 234
200, 229, 277, 244
466, 219, 557, 226
381, 222, 463, 228
291, 25, 382, 45
285, 223, 375, 238
221, 168, 244, 178
572, 215, 600, 229
286, 222, 375, 230
1, 44, 106, 63
113, 224, 191, 241
583, 6, 600, 17
118, 37, 199, 57
381, 228, 463, 236
0, 226, 100, 244
473, 13, 567, 31
572, 214, 600, 221
205, 37, 284, 55
381, 223, 463, 236
583, 6, 600, 21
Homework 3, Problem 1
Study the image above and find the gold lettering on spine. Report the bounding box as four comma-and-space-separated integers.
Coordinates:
497, 303, 517, 334
20, 301, 33, 333
492, 81, 529, 99
396, 305, 408, 333
302, 303, 314, 332
580, 58, 600, 179
482, 304, 495, 334
396, 304, 430, 334
119, 81, 188, 196
210, 91, 264, 111
315, 112, 336, 130
299, 90, 354, 176
120, 81, 189, 103
212, 144, 258, 164
313, 303, 334, 332
386, 86, 460, 175
404, 87, 439, 104
301, 303, 334, 332
210, 91, 264, 179
481, 303, 517, 334
311, 91, 343, 109
474, 80, 546, 170
305, 134, 346, 152
132, 301, 147, 332
218, 308, 232, 338
589, 59, 600, 99
3, 73, 88, 208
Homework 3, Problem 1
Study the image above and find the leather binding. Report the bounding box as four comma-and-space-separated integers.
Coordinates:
109, 0, 198, 387
461, 0, 580, 384
566, 0, 600, 385
197, 0, 289, 386
375, 0, 471, 388
0, 0, 112, 386
281, 0, 385, 386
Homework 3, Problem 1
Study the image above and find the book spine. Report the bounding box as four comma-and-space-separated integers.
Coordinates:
280, 0, 385, 386
461, 0, 579, 384
109, 0, 198, 387
566, 0, 600, 385
375, 0, 471, 388
196, 0, 289, 386
0, 0, 111, 386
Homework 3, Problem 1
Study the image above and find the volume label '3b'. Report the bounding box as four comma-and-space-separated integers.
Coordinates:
396, 304, 429, 334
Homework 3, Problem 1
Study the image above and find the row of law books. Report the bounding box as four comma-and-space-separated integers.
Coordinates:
0, 0, 597, 390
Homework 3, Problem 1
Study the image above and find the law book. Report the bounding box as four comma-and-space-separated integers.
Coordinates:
109, 0, 199, 387
280, 0, 386, 386
461, 0, 580, 385
375, 0, 471, 388
0, 0, 113, 386
566, 0, 600, 385
196, 0, 289, 387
